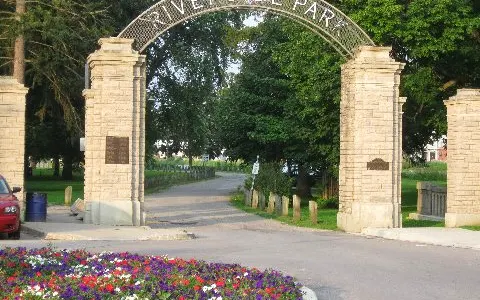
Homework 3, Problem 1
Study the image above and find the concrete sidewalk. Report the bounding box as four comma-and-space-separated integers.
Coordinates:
22, 206, 194, 241
361, 227, 480, 250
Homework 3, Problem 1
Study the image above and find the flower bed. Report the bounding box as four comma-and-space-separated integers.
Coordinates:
0, 247, 304, 299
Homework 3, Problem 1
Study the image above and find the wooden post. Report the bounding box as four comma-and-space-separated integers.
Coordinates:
309, 201, 318, 224
65, 186, 73, 206
259, 192, 266, 210
293, 195, 301, 221
267, 192, 275, 213
282, 196, 289, 216
275, 194, 282, 215
252, 190, 259, 208
244, 189, 252, 206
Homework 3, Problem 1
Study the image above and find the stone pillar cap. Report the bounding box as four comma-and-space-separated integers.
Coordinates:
98, 37, 136, 52
445, 88, 480, 105
454, 89, 480, 98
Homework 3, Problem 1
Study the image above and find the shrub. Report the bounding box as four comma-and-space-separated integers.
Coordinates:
401, 161, 447, 181
317, 196, 339, 209
247, 162, 294, 197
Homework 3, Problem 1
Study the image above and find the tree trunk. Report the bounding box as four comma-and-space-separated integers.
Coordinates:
295, 164, 312, 199
13, 0, 25, 84
53, 157, 60, 177
188, 154, 193, 168
62, 154, 73, 180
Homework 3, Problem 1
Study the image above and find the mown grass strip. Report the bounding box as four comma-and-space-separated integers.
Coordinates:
230, 191, 339, 230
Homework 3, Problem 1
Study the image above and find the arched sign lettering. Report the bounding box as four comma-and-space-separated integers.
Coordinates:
118, 0, 375, 57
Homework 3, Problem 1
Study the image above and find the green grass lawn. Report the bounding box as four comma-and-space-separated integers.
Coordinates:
25, 169, 84, 206
29, 163, 453, 230
231, 174, 448, 230
26, 168, 213, 206
461, 226, 480, 231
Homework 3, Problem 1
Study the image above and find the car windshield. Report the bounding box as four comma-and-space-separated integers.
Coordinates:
0, 179, 10, 194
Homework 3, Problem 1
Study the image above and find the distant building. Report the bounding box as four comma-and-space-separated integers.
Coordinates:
424, 135, 447, 162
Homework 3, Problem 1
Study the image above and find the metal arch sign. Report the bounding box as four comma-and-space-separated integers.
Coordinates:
118, 0, 375, 57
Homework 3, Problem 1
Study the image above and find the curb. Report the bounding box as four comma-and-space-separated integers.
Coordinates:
361, 228, 480, 251
21, 223, 195, 241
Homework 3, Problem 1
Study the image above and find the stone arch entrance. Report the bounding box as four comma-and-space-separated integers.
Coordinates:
82, 0, 405, 232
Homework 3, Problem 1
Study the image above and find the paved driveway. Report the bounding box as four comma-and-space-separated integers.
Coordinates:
3, 172, 480, 300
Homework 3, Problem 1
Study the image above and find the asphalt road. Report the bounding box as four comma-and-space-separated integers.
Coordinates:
2, 173, 480, 300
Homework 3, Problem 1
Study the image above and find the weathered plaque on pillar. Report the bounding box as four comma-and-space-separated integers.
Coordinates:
105, 136, 129, 164
367, 158, 389, 171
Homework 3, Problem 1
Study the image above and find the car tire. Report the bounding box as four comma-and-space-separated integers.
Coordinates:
8, 223, 20, 240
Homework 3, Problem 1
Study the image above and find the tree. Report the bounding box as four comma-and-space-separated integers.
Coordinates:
215, 15, 344, 197
13, 0, 25, 84
146, 12, 244, 165
1, 0, 155, 178
342, 0, 480, 156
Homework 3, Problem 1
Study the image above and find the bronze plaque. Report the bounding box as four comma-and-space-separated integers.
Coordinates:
367, 158, 389, 171
105, 136, 129, 164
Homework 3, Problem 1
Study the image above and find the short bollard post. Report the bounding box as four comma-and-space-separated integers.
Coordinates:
267, 192, 275, 214
293, 195, 301, 221
65, 186, 72, 206
282, 196, 290, 216
244, 189, 252, 206
259, 192, 266, 210
274, 194, 282, 215
252, 190, 259, 209
309, 201, 318, 224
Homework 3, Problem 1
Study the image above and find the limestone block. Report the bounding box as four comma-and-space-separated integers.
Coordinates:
82, 38, 146, 226
0, 77, 28, 217
338, 46, 404, 232
444, 89, 480, 225
84, 200, 137, 226
337, 202, 395, 233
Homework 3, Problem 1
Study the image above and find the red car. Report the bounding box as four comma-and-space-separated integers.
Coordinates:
0, 175, 21, 239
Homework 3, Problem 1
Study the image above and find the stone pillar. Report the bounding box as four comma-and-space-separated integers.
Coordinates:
82, 38, 146, 226
0, 77, 28, 218
444, 89, 480, 227
337, 46, 405, 233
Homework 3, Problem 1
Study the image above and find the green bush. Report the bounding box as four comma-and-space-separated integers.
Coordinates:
401, 161, 447, 181
246, 162, 293, 197
317, 196, 339, 209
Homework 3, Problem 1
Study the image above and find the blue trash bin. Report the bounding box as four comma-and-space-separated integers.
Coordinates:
25, 193, 47, 222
